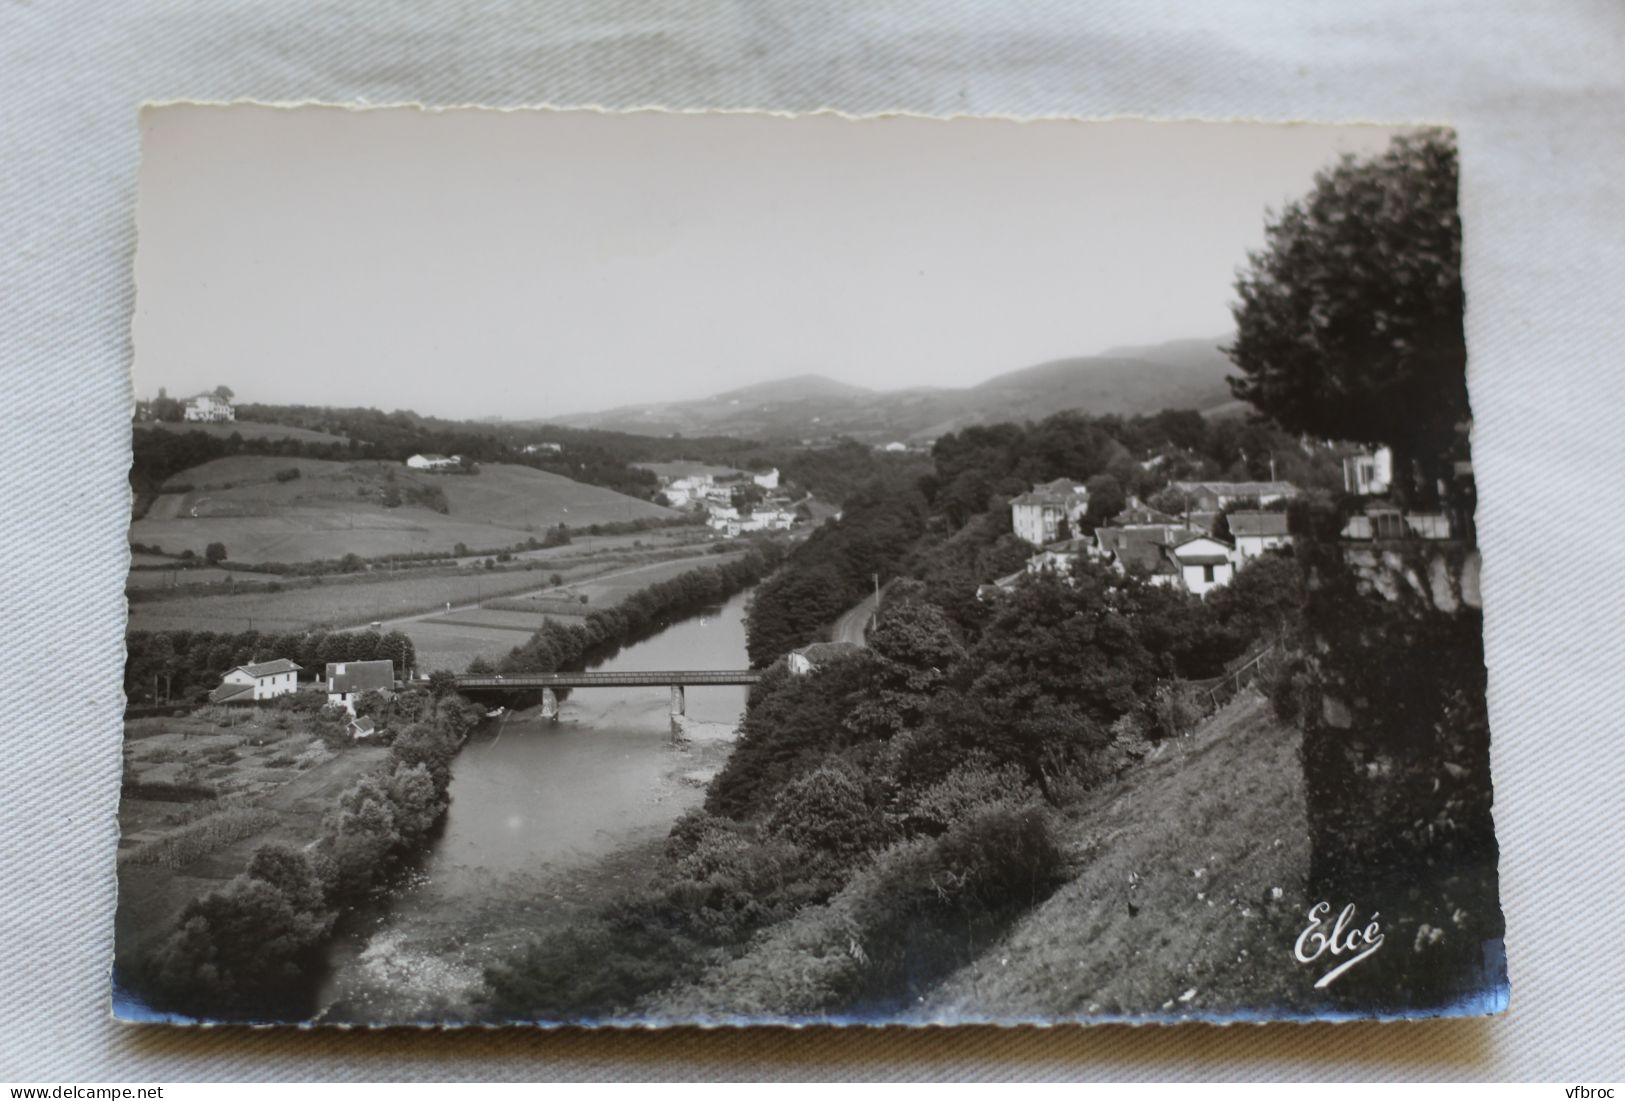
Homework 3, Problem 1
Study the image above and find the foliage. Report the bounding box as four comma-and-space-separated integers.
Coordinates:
745, 479, 927, 665
1228, 129, 1467, 501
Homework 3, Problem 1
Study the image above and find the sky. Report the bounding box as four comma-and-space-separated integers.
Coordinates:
133, 106, 1403, 420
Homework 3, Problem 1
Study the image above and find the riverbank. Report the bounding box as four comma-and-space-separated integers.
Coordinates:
114, 708, 391, 970
318, 712, 741, 1024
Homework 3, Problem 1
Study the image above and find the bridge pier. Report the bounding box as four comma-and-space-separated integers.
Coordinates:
669, 684, 685, 717
541, 687, 559, 723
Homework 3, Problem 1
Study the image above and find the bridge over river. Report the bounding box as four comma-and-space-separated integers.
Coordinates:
454, 670, 763, 720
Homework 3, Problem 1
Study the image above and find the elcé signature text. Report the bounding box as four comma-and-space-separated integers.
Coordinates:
1294, 901, 1384, 989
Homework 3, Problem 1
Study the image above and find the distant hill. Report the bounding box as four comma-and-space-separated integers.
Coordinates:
551, 336, 1237, 442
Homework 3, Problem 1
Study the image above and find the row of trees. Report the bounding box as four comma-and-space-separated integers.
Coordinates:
135, 689, 486, 1020
486, 545, 784, 677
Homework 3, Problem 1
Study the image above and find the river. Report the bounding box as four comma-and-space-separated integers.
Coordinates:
316, 587, 754, 1023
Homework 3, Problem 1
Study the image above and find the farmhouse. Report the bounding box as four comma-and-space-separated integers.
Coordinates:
1166, 480, 1298, 511
1010, 478, 1089, 547
326, 659, 397, 714
523, 442, 563, 455
787, 641, 864, 675
208, 657, 301, 704
346, 715, 377, 740
183, 394, 234, 422
1228, 511, 1293, 561
752, 468, 781, 490
405, 453, 462, 471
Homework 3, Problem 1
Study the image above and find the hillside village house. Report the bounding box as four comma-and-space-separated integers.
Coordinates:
787, 641, 864, 675
523, 442, 563, 455
208, 658, 301, 704
326, 659, 397, 714
346, 715, 377, 740
405, 453, 462, 471
1167, 480, 1298, 511
752, 468, 781, 490
1228, 511, 1293, 561
183, 394, 234, 422
1010, 478, 1090, 546
1343, 447, 1394, 496
1165, 534, 1237, 597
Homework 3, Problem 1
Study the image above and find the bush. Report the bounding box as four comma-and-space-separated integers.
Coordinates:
764, 765, 885, 858
905, 755, 1038, 836
147, 873, 332, 1019
274, 467, 301, 483
1148, 681, 1206, 740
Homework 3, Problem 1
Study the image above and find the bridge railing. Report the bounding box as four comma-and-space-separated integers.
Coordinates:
456, 669, 763, 689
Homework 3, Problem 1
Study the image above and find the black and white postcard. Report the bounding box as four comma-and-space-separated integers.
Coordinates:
114, 105, 1505, 1026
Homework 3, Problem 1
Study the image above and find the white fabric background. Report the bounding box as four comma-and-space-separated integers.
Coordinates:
2, 0, 1622, 1082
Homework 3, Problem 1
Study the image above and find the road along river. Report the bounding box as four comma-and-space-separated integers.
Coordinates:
315, 586, 755, 1024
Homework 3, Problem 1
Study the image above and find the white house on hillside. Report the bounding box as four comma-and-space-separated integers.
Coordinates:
752, 468, 780, 490
405, 453, 461, 471
1343, 447, 1394, 496
209, 658, 301, 704
1011, 478, 1089, 546
787, 641, 864, 675
184, 394, 235, 422
1166, 535, 1237, 597
326, 659, 397, 714
1228, 511, 1293, 562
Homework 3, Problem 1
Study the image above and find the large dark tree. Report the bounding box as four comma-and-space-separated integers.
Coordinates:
1227, 129, 1467, 502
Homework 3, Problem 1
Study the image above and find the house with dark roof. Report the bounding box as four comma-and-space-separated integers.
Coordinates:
209, 657, 302, 704
326, 659, 397, 714
786, 641, 865, 676
346, 715, 377, 740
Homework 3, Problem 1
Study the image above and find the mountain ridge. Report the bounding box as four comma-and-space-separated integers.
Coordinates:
542, 336, 1236, 442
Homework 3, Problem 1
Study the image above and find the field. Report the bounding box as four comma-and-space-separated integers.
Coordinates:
115, 705, 391, 963
140, 419, 351, 445
399, 551, 750, 671
126, 545, 750, 671
130, 455, 674, 563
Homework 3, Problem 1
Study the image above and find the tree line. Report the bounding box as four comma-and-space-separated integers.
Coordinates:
483, 545, 785, 677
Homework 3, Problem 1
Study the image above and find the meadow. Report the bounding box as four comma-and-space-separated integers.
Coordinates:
130, 456, 674, 563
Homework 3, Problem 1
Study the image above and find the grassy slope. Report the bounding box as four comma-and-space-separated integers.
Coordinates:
131, 456, 673, 563
920, 689, 1314, 1023
642, 689, 1310, 1026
